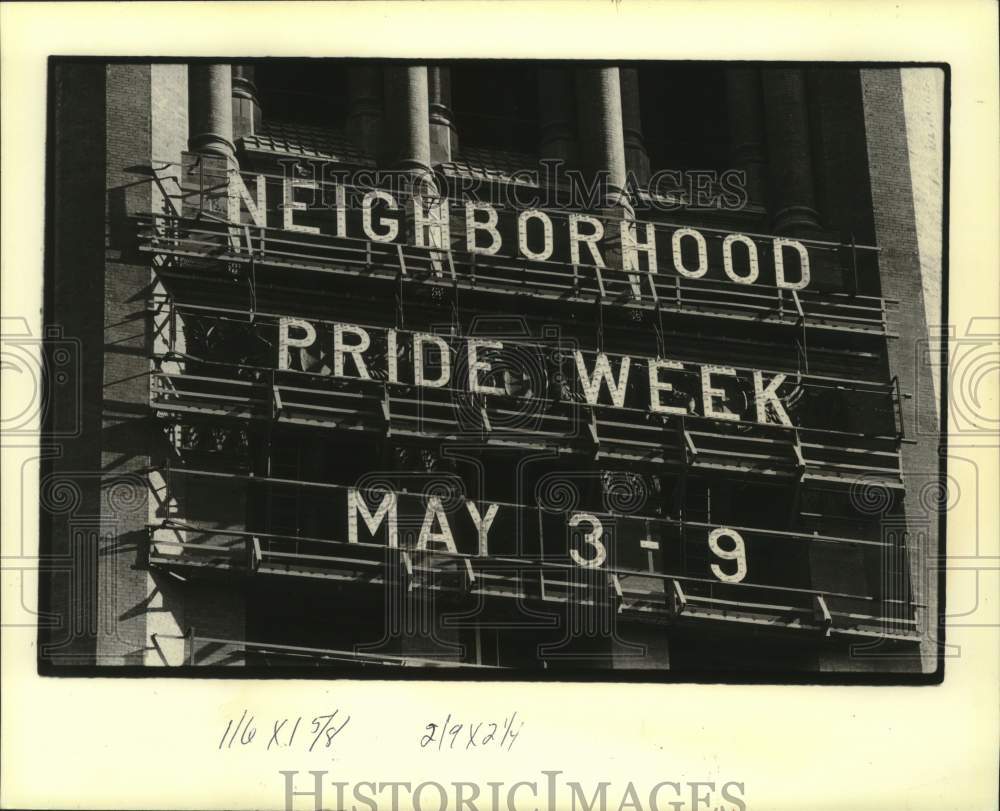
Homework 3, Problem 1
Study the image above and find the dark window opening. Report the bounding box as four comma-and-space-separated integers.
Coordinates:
253, 59, 350, 131
450, 61, 540, 156
638, 65, 731, 173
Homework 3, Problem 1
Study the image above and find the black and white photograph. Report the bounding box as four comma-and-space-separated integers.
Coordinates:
2, 3, 998, 811
38, 57, 946, 678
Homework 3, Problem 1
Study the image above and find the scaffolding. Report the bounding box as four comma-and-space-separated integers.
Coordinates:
134, 165, 920, 667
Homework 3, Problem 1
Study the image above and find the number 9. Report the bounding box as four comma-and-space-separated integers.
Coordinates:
708, 527, 747, 583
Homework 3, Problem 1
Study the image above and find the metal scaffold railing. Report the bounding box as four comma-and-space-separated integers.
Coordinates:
145, 467, 921, 644
146, 355, 905, 491
135, 212, 896, 339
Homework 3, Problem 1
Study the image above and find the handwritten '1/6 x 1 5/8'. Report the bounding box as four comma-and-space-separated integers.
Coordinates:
219, 709, 351, 752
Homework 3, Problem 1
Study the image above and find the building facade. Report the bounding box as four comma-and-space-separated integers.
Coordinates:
42, 60, 942, 675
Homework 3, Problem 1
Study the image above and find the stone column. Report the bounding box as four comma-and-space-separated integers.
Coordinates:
620, 68, 650, 187
188, 63, 235, 158
347, 65, 384, 157
572, 67, 646, 300
762, 68, 821, 235
428, 65, 458, 165
575, 66, 628, 203
725, 67, 767, 211
231, 64, 262, 140
385, 65, 433, 180
538, 67, 578, 164
384, 65, 445, 258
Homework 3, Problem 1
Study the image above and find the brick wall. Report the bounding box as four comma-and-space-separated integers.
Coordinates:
43, 61, 248, 665
861, 68, 942, 674
100, 62, 248, 665
901, 68, 945, 402
98, 63, 156, 663
148, 64, 247, 665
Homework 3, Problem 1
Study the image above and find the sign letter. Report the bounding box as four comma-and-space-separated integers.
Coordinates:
362, 190, 400, 243
413, 333, 451, 388
348, 488, 398, 548
417, 496, 458, 554
282, 177, 320, 234
466, 501, 500, 557
228, 173, 266, 227
621, 220, 656, 300
278, 318, 316, 371
701, 365, 740, 421
517, 209, 554, 261
722, 233, 759, 285
773, 238, 811, 290
467, 339, 505, 396
648, 358, 688, 415
409, 196, 449, 249
465, 202, 502, 255
569, 214, 606, 267
333, 323, 371, 379
753, 371, 792, 426
575, 351, 631, 408
671, 228, 708, 279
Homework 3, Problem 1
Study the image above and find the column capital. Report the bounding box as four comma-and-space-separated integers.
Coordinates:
231, 64, 258, 99
231, 64, 261, 140
189, 63, 236, 159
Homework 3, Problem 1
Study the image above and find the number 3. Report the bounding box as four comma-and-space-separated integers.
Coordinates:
569, 512, 607, 568
708, 527, 747, 583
